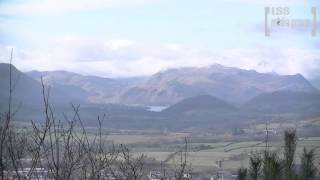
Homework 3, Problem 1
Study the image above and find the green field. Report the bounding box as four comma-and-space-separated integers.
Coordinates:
105, 134, 320, 172
106, 133, 188, 144
16, 117, 320, 172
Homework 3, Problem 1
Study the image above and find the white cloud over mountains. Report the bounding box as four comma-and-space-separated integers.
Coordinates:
0, 36, 319, 79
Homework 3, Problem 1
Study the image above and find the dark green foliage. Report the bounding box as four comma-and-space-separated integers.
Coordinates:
237, 168, 247, 180
300, 148, 316, 180
263, 151, 282, 180
284, 130, 297, 180
242, 130, 318, 180
249, 153, 262, 180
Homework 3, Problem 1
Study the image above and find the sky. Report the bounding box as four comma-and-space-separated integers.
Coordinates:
0, 0, 319, 79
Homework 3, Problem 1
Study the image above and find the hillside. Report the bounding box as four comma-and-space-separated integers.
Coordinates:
243, 90, 320, 114
163, 95, 236, 114
0, 63, 43, 106
0, 64, 89, 108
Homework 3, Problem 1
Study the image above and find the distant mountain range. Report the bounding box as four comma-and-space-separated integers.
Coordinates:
0, 63, 318, 107
26, 70, 144, 104
0, 63, 320, 129
119, 64, 317, 105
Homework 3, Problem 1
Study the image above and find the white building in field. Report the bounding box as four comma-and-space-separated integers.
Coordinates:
211, 171, 237, 180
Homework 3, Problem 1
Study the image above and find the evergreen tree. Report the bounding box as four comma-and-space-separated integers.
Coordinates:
263, 151, 282, 180
237, 167, 247, 180
300, 148, 316, 180
284, 130, 297, 180
249, 152, 262, 180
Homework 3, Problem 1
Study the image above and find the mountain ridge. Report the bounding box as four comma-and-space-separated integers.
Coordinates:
1, 63, 317, 107
26, 70, 145, 104
119, 64, 317, 105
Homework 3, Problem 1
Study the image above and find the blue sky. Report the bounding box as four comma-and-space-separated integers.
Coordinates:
0, 0, 319, 78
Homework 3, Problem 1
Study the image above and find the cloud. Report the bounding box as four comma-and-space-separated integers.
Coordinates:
0, 36, 319, 79
0, 0, 155, 16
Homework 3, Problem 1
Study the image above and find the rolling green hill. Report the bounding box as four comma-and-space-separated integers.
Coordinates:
163, 95, 236, 114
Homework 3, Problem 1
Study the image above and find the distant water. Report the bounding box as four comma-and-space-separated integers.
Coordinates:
147, 106, 168, 112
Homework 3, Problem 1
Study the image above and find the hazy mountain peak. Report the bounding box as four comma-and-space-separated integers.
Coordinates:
0, 63, 19, 72
120, 64, 317, 105
26, 69, 145, 104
